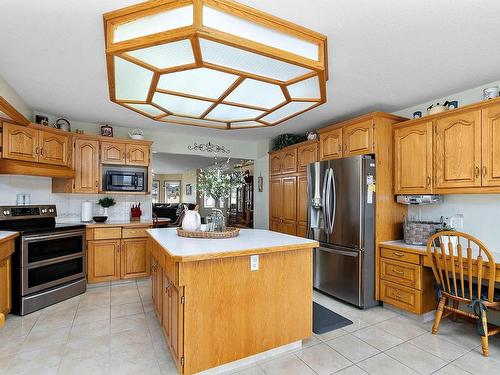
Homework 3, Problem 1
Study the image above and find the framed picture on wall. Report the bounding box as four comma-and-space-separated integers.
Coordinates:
185, 184, 192, 196
165, 180, 181, 204
152, 180, 160, 203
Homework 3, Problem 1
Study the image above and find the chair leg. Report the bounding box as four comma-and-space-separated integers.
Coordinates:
480, 309, 489, 357
432, 296, 447, 334
452, 300, 459, 321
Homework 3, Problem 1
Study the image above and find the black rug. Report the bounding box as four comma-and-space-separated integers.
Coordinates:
313, 302, 353, 334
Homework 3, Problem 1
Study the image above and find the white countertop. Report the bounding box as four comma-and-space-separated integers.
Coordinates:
147, 228, 319, 261
0, 231, 18, 242
380, 240, 427, 252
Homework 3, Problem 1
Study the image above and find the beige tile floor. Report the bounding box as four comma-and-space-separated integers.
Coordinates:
0, 279, 498, 375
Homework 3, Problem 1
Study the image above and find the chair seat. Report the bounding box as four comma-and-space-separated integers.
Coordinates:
444, 281, 500, 303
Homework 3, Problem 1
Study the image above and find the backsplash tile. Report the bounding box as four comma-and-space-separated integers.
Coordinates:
0, 175, 152, 221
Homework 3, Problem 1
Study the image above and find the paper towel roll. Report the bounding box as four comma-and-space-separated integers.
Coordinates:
81, 201, 93, 223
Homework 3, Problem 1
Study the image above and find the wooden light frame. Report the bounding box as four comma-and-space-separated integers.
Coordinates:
103, 0, 328, 130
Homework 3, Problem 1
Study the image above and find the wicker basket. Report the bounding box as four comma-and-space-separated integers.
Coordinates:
404, 220, 442, 245
176, 227, 240, 239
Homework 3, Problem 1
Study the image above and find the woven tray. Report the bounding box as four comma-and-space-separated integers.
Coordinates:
176, 227, 240, 239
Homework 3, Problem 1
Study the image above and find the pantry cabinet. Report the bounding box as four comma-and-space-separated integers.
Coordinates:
394, 122, 433, 194
269, 175, 297, 235
434, 109, 482, 189
296, 174, 309, 238
86, 225, 151, 283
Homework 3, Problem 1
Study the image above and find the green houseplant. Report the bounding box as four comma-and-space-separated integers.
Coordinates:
98, 196, 116, 217
272, 134, 305, 151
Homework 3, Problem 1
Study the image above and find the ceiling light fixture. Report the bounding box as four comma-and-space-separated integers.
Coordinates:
103, 0, 328, 130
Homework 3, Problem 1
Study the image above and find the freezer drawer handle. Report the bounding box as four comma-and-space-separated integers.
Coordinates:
318, 247, 359, 257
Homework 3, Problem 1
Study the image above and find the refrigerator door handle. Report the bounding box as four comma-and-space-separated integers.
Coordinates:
322, 170, 330, 232
330, 168, 336, 235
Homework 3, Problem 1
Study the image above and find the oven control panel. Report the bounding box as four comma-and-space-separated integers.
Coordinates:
0, 205, 57, 220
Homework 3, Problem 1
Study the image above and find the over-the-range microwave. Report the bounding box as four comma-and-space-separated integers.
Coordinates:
104, 169, 146, 192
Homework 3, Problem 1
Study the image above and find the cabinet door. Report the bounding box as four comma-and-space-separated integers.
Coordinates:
435, 109, 482, 189
169, 284, 183, 365
101, 142, 126, 165
343, 119, 374, 157
38, 131, 70, 166
269, 219, 281, 232
281, 148, 297, 174
320, 128, 342, 160
152, 258, 163, 323
269, 178, 282, 221
296, 224, 308, 238
0, 257, 11, 316
162, 275, 171, 344
481, 103, 500, 186
2, 123, 38, 162
297, 174, 308, 227
297, 143, 318, 172
280, 220, 297, 235
120, 238, 151, 279
282, 176, 297, 222
126, 144, 150, 166
269, 152, 283, 175
74, 139, 99, 194
394, 122, 433, 194
87, 240, 121, 283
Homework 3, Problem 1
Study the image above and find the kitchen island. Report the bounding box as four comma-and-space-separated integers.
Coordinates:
147, 228, 318, 375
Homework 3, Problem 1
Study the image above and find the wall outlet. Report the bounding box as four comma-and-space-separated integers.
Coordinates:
250, 255, 259, 271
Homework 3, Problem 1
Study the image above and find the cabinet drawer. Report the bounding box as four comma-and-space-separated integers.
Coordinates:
122, 227, 149, 239
380, 247, 420, 265
91, 227, 122, 240
380, 258, 421, 289
380, 279, 421, 314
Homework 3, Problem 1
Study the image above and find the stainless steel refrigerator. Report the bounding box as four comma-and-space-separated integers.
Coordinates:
307, 155, 377, 308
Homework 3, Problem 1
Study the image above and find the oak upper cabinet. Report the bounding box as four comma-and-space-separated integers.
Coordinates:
73, 139, 99, 194
434, 109, 482, 189
342, 119, 374, 157
481, 103, 500, 187
126, 144, 150, 166
120, 238, 151, 279
269, 153, 283, 175
38, 131, 70, 166
320, 127, 342, 160
87, 240, 121, 283
281, 149, 297, 174
1, 123, 38, 162
101, 142, 126, 165
297, 142, 318, 172
394, 122, 433, 194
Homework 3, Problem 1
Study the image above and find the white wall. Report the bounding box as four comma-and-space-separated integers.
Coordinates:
394, 79, 500, 252
0, 175, 152, 221
0, 75, 32, 120
181, 169, 197, 204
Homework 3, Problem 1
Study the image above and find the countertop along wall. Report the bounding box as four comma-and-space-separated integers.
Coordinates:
393, 79, 500, 252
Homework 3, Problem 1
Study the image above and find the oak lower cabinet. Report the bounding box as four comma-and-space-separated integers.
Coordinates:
86, 225, 151, 283
393, 122, 433, 194
0, 238, 16, 324
379, 246, 435, 314
1, 122, 70, 166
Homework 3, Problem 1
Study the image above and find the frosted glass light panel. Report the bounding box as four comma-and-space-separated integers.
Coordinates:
113, 5, 193, 43
203, 6, 319, 61
205, 104, 264, 121
261, 102, 316, 124
288, 76, 321, 99
126, 104, 166, 117
224, 79, 285, 109
200, 39, 312, 82
160, 115, 227, 128
114, 57, 153, 101
157, 68, 239, 99
153, 92, 212, 117
230, 121, 266, 128
126, 40, 195, 69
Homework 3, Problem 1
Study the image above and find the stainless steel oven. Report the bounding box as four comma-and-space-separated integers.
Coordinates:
105, 169, 145, 192
21, 229, 85, 295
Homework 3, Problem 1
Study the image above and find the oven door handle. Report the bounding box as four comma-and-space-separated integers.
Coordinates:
22, 229, 85, 242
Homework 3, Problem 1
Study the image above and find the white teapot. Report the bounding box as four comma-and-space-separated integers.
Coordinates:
128, 128, 144, 140
181, 205, 201, 232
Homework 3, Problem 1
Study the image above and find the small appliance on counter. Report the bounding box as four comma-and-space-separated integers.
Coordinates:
397, 195, 443, 205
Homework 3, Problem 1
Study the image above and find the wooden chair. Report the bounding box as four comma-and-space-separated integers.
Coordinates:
427, 231, 500, 356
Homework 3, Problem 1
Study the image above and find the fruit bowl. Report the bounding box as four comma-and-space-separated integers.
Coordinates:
93, 216, 108, 223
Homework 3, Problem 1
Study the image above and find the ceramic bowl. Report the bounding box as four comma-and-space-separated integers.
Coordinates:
93, 216, 108, 223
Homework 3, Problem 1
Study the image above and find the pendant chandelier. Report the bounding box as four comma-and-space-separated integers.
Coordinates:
103, 0, 328, 130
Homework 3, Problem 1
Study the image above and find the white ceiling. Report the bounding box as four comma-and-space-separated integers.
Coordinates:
1, 0, 499, 140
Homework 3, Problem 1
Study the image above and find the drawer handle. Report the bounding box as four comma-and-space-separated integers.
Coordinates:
393, 268, 404, 275
393, 252, 405, 257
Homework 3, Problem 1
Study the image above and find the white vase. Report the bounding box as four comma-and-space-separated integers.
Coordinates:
182, 206, 201, 232
102, 207, 109, 217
